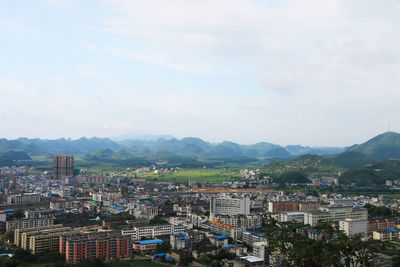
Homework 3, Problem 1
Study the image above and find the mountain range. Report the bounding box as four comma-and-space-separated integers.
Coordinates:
1, 132, 400, 164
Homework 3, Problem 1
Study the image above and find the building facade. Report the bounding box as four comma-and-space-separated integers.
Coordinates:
53, 155, 74, 179
60, 231, 131, 263
210, 197, 250, 218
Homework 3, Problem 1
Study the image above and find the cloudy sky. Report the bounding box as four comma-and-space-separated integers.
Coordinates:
1, 0, 400, 146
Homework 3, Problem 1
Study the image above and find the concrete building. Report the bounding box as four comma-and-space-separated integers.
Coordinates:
209, 220, 242, 240
304, 207, 368, 226
339, 219, 367, 237
170, 232, 192, 251
373, 228, 399, 242
6, 218, 54, 231
7, 193, 41, 205
213, 215, 261, 228
133, 239, 163, 254
60, 231, 131, 263
252, 241, 269, 263
121, 224, 186, 240
210, 197, 250, 218
268, 201, 299, 213
234, 256, 265, 267
53, 155, 74, 179
241, 231, 266, 246
278, 212, 305, 224
368, 218, 396, 235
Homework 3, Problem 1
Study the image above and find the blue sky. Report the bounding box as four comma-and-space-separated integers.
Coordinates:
1, 0, 400, 146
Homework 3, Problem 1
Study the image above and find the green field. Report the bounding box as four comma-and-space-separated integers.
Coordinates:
142, 169, 240, 182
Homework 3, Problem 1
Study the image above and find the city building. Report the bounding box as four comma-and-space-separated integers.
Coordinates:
60, 231, 131, 263
121, 224, 186, 240
252, 241, 269, 263
53, 155, 74, 179
6, 218, 54, 231
234, 256, 265, 267
210, 197, 250, 219
170, 232, 192, 251
339, 219, 367, 237
368, 218, 396, 235
7, 193, 41, 205
278, 212, 305, 224
303, 207, 368, 226
213, 215, 261, 228
373, 228, 399, 242
133, 239, 163, 254
209, 220, 242, 240
268, 201, 299, 213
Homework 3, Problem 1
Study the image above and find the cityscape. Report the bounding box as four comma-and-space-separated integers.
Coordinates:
2, 1, 400, 267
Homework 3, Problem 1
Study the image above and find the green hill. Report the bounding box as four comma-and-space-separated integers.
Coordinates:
348, 132, 400, 161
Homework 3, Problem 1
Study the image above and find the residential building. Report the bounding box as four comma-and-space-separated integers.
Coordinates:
268, 201, 299, 213
133, 239, 163, 254
7, 193, 41, 205
278, 212, 305, 224
60, 231, 131, 263
304, 207, 368, 226
53, 155, 74, 179
368, 218, 396, 235
339, 219, 367, 237
234, 256, 264, 267
170, 232, 192, 251
209, 220, 242, 240
210, 197, 250, 219
121, 224, 186, 240
6, 218, 54, 231
373, 228, 399, 242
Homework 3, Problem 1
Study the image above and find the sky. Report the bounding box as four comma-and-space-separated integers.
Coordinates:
1, 0, 400, 147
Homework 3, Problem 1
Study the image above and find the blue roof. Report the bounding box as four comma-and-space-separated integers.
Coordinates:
247, 231, 255, 234
178, 237, 189, 240
252, 226, 261, 229
136, 239, 163, 245
256, 234, 265, 237
213, 235, 228, 239
154, 253, 166, 257
309, 230, 319, 234
386, 228, 398, 232
4, 209, 15, 212
172, 232, 188, 236
223, 244, 233, 248
166, 257, 175, 261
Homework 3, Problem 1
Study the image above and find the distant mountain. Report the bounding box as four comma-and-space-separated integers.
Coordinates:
0, 137, 120, 155
0, 135, 348, 160
348, 132, 400, 161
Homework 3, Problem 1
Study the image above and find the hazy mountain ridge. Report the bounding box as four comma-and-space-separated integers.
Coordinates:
2, 132, 400, 163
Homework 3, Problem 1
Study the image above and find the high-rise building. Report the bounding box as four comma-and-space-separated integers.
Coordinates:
53, 155, 74, 179
210, 196, 250, 218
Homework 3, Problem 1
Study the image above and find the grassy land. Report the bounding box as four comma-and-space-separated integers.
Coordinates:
143, 169, 240, 183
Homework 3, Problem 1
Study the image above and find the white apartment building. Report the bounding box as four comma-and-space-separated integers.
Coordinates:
339, 219, 367, 237
278, 212, 305, 224
304, 207, 368, 226
7, 193, 41, 205
210, 197, 250, 218
6, 218, 54, 231
213, 215, 261, 228
121, 224, 186, 240
253, 241, 269, 261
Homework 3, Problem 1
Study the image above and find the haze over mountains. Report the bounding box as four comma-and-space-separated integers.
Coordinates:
0, 132, 400, 164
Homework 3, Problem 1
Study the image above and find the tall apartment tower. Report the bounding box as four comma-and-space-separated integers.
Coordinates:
210, 196, 250, 219
53, 155, 74, 179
